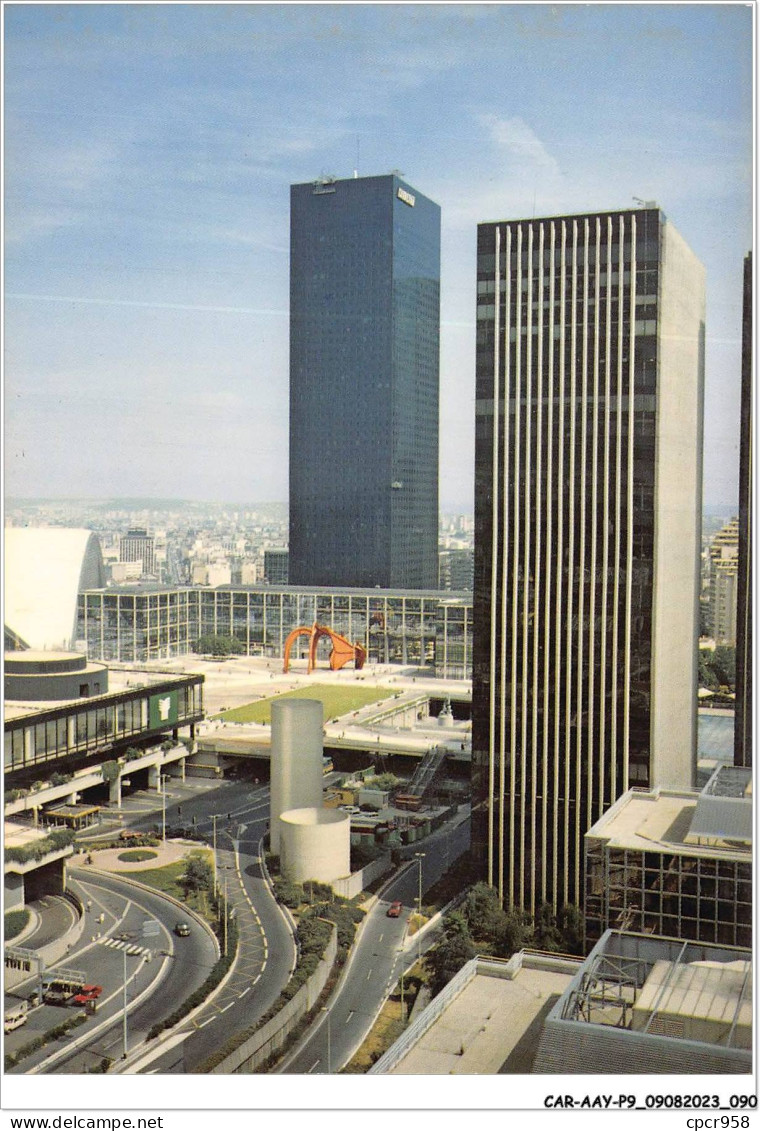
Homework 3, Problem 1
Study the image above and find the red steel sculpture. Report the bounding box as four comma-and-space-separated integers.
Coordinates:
282, 622, 367, 674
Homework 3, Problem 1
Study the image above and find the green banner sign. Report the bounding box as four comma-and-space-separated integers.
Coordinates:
149, 689, 179, 729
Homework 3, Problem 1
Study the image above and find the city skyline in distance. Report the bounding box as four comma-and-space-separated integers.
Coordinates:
5, 4, 752, 510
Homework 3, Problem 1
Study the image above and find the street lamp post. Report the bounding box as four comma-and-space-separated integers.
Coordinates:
414, 852, 425, 966
122, 947, 128, 1059
212, 814, 218, 898
398, 948, 405, 1023
321, 1007, 331, 1074
161, 775, 168, 842
223, 875, 228, 958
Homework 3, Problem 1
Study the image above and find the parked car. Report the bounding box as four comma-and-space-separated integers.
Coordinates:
71, 985, 102, 1005
386, 900, 403, 918
174, 922, 191, 937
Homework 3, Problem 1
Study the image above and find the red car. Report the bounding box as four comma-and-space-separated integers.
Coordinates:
386, 900, 403, 918
72, 985, 102, 1005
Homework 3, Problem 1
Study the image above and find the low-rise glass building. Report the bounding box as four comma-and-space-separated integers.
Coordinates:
77, 585, 472, 678
5, 674, 204, 777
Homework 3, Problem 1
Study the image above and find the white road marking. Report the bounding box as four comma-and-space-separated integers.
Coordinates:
219, 1001, 234, 1014
346, 1010, 354, 1022
197, 1017, 214, 1028
367, 969, 372, 980
252, 974, 261, 985
239, 987, 251, 997
308, 1060, 320, 1073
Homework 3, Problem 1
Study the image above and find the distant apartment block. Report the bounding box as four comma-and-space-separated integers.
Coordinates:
289, 173, 440, 589
584, 765, 751, 949
438, 548, 474, 591
119, 528, 156, 576
472, 206, 705, 913
263, 548, 289, 585
706, 518, 739, 645
78, 584, 472, 678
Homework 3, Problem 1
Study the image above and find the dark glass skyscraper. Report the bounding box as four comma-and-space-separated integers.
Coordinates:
289, 174, 440, 589
735, 251, 752, 768
472, 207, 705, 914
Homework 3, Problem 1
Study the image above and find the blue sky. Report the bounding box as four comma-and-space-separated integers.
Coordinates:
4, 3, 753, 509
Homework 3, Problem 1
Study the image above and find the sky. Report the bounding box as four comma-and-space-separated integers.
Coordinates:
4, 2, 753, 511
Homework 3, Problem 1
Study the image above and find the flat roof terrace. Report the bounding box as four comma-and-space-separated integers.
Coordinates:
371, 953, 580, 1075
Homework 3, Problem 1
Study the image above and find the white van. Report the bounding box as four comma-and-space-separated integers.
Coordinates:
4, 1000, 29, 1033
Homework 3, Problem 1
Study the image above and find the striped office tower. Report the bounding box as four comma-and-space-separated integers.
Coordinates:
472, 207, 705, 914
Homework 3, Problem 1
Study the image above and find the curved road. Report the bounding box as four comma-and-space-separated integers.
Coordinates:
7, 870, 218, 1075
279, 811, 471, 1074
129, 786, 295, 1073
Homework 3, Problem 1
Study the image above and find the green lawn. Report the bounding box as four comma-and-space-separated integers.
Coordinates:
214, 683, 395, 725
4, 908, 30, 941
119, 852, 216, 921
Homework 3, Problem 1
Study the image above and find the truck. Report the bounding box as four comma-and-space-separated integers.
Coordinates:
42, 977, 86, 1005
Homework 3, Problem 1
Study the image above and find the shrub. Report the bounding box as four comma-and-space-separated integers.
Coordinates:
100, 760, 121, 784
5, 828, 75, 864
4, 1012, 86, 1071
4, 908, 30, 940
272, 878, 304, 908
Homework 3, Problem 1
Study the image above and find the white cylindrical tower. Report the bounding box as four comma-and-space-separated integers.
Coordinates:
270, 698, 323, 852
279, 807, 351, 884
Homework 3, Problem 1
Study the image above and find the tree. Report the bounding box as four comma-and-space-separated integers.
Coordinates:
491, 907, 530, 958
460, 882, 504, 942
531, 902, 562, 951
712, 646, 736, 689
182, 851, 213, 896
425, 912, 476, 996
193, 634, 245, 657
556, 904, 585, 955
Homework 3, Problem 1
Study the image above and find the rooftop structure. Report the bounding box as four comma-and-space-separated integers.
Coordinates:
533, 931, 751, 1074
584, 766, 751, 948
369, 951, 580, 1074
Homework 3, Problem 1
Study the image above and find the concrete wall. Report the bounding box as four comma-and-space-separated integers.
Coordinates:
4, 872, 24, 911
332, 853, 392, 900
650, 220, 705, 790
279, 807, 351, 884
270, 699, 324, 853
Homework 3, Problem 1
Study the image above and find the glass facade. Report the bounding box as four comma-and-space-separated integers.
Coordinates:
585, 839, 752, 950
4, 676, 204, 775
289, 174, 440, 589
472, 209, 704, 914
78, 585, 472, 678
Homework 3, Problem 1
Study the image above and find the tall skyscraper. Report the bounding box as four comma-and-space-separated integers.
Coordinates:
472, 206, 705, 914
289, 174, 440, 589
735, 251, 752, 768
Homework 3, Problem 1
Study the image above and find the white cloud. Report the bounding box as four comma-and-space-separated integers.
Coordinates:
480, 114, 561, 176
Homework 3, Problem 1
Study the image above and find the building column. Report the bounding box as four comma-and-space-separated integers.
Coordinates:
148, 764, 161, 791
109, 776, 122, 807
